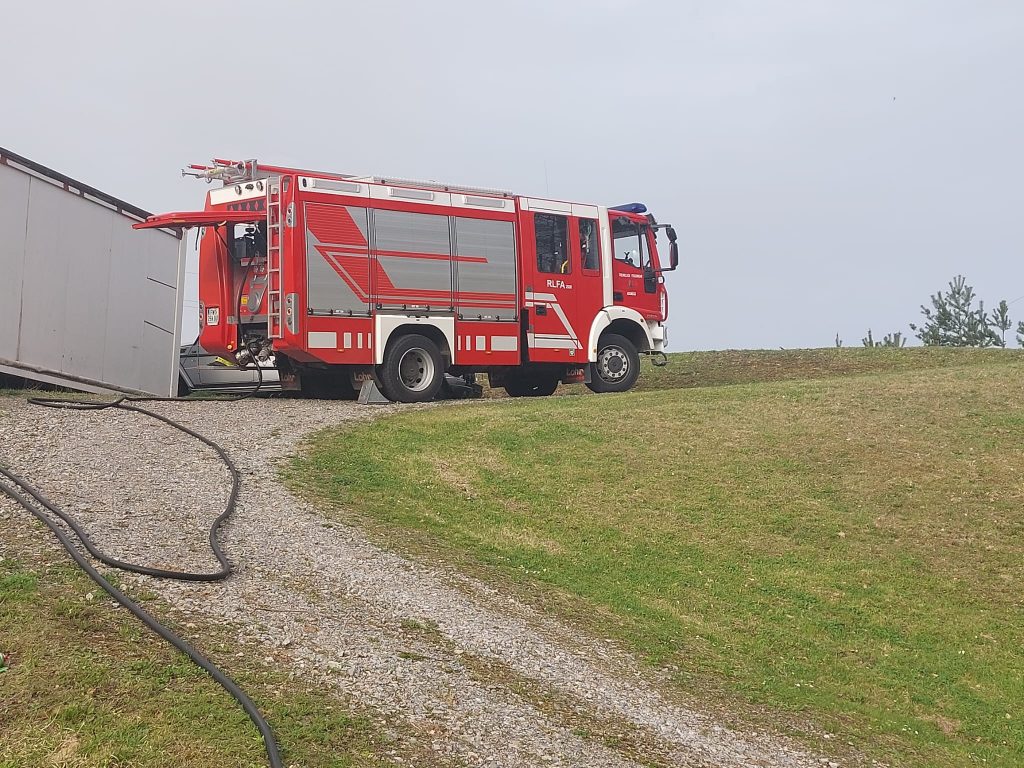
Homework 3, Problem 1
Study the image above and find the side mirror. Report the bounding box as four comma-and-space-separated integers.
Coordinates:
669, 241, 679, 270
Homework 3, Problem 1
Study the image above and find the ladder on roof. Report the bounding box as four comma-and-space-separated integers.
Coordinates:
364, 175, 514, 198
266, 183, 284, 339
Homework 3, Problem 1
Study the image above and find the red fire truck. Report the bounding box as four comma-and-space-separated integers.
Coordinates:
137, 159, 678, 402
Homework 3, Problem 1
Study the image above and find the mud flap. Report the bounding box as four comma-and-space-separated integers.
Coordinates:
562, 365, 591, 384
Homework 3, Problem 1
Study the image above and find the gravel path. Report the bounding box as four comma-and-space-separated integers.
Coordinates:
0, 395, 845, 768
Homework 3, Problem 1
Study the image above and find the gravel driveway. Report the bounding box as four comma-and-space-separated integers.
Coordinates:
0, 395, 842, 768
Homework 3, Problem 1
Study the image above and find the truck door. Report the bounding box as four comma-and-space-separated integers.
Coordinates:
522, 209, 581, 363
570, 212, 605, 354
611, 215, 661, 320
521, 205, 606, 363
303, 203, 372, 316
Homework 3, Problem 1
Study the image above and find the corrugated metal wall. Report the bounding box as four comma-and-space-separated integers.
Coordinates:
0, 152, 184, 396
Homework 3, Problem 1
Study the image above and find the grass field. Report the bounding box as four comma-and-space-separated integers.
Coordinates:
0, 552, 406, 768
290, 348, 1024, 767
634, 346, 1018, 391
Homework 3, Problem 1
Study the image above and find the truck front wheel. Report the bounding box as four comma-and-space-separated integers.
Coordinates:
586, 333, 640, 393
377, 334, 444, 403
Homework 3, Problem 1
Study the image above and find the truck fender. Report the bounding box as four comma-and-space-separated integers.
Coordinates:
587, 307, 654, 362
374, 314, 456, 365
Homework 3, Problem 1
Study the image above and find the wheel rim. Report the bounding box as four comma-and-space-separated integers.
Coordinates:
597, 346, 629, 382
398, 347, 434, 391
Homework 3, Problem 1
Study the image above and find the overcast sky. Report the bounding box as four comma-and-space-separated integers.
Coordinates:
3, 1, 1021, 350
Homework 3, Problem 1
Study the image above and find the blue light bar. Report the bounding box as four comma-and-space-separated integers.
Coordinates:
609, 202, 647, 214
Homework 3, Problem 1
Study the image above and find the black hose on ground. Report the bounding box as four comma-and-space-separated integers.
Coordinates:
0, 394, 283, 768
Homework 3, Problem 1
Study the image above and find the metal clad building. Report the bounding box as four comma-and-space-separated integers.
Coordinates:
0, 147, 184, 396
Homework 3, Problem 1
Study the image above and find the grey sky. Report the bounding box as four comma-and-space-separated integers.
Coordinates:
3, 1, 1021, 350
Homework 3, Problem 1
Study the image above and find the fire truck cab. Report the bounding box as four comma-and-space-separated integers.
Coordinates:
137, 159, 678, 402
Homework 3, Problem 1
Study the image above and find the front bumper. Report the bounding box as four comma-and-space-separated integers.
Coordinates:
649, 321, 666, 352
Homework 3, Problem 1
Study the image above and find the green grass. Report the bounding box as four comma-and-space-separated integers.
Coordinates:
288, 348, 1024, 767
637, 345, 1020, 391
0, 554, 414, 768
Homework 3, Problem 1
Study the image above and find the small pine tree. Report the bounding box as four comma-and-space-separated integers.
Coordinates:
882, 331, 906, 348
862, 329, 907, 348
990, 299, 1011, 347
835, 333, 843, 348
1017, 320, 1024, 348
910, 275, 1002, 347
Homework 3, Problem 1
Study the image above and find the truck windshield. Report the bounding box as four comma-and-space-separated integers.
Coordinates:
612, 217, 648, 269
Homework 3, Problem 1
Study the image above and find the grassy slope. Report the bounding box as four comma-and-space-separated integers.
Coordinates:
635, 346, 1018, 391
289, 348, 1024, 767
0, 553, 407, 768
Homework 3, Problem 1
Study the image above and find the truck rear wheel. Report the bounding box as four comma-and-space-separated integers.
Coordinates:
377, 334, 444, 403
586, 333, 640, 393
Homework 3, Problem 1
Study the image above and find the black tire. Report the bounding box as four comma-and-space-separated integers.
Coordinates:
503, 379, 529, 397
503, 372, 559, 398
529, 376, 559, 397
586, 333, 640, 393
377, 334, 444, 403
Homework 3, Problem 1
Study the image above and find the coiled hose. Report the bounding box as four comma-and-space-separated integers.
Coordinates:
0, 384, 283, 768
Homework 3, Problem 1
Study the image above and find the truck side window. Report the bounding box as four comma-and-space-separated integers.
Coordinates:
579, 218, 600, 272
535, 213, 569, 274
612, 217, 646, 268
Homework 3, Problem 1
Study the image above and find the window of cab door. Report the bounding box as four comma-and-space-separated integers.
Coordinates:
535, 212, 570, 274
612, 217, 647, 269
578, 218, 600, 273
